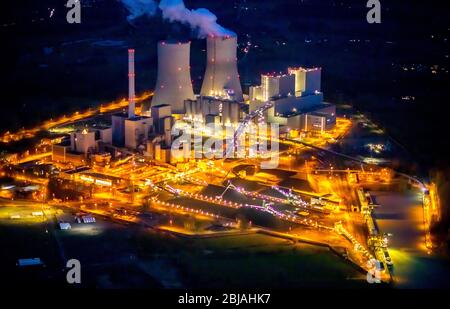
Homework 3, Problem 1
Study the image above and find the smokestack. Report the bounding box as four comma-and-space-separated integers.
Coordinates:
128, 49, 136, 118
201, 35, 243, 101
151, 40, 195, 114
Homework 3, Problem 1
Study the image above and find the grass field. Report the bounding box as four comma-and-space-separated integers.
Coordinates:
0, 207, 63, 287
0, 205, 369, 288
173, 234, 368, 288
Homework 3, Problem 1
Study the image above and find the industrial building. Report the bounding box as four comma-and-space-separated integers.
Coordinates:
249, 73, 295, 101
249, 68, 322, 102
150, 41, 196, 114
52, 41, 334, 167
151, 104, 174, 144
124, 116, 152, 149
142, 104, 174, 162
112, 112, 128, 147
287, 67, 322, 96
69, 126, 112, 156
185, 96, 242, 126
70, 128, 96, 155
249, 66, 335, 133
52, 142, 85, 165
52, 126, 112, 165
285, 104, 336, 133
201, 35, 243, 102
250, 93, 324, 116
151, 104, 172, 121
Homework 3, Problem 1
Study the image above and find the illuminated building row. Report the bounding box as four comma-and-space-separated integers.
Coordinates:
249, 67, 335, 134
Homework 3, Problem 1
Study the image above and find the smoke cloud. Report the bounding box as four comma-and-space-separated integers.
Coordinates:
159, 0, 235, 38
121, 0, 235, 38
121, 0, 158, 22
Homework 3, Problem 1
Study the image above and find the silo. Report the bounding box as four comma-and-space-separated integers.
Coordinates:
151, 41, 195, 114
201, 35, 243, 102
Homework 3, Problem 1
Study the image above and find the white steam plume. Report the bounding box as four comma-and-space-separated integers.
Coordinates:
121, 0, 235, 38
159, 0, 235, 38
121, 0, 158, 22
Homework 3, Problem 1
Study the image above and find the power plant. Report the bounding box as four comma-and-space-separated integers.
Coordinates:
53, 33, 335, 165
150, 40, 196, 114
7, 1, 423, 292
249, 66, 335, 134
201, 35, 243, 102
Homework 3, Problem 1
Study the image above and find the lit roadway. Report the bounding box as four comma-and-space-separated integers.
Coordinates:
16, 152, 52, 164
0, 91, 153, 144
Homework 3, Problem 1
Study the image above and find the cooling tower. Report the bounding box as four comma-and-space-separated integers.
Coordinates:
201, 35, 243, 102
151, 41, 195, 114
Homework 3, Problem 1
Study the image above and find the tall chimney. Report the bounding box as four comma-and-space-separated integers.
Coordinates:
128, 49, 136, 118
201, 35, 243, 101
150, 41, 195, 114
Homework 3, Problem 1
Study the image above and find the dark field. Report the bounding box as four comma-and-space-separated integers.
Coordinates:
0, 205, 369, 288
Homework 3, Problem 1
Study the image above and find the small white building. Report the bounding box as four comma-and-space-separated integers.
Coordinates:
59, 222, 72, 230
71, 129, 96, 156
81, 215, 96, 224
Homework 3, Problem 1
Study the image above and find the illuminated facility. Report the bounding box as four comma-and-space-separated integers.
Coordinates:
288, 67, 322, 97
249, 67, 336, 133
4, 1, 444, 290
184, 96, 243, 126
50, 35, 337, 165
